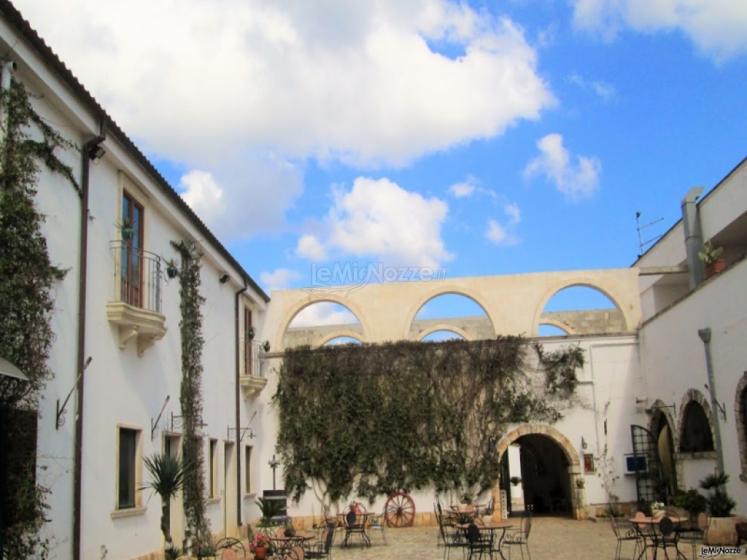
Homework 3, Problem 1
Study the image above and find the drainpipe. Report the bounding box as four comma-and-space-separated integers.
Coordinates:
698, 328, 725, 475
72, 132, 105, 560
681, 187, 704, 289
234, 279, 248, 529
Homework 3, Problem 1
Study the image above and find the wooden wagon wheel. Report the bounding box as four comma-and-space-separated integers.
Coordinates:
384, 491, 415, 527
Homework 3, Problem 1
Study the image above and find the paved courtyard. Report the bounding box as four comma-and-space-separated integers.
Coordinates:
328, 517, 747, 560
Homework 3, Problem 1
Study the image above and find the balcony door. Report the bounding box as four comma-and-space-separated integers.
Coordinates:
121, 191, 144, 307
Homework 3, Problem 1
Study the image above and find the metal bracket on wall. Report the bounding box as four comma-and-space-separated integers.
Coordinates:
150, 395, 170, 440
55, 356, 92, 430
645, 401, 677, 418
227, 426, 255, 443
170, 411, 207, 432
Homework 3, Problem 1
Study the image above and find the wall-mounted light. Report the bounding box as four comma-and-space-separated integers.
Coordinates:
88, 145, 106, 161
581, 436, 588, 450
219, 273, 230, 284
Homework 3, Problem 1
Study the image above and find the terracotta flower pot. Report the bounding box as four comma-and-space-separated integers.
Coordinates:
705, 516, 740, 545
253, 546, 268, 560
706, 258, 727, 278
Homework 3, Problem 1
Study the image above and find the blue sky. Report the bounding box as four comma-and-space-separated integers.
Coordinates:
16, 0, 747, 308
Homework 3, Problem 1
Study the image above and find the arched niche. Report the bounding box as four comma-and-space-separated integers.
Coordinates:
407, 290, 495, 341
678, 390, 716, 454
734, 372, 747, 480
420, 328, 467, 342
535, 283, 626, 337
281, 298, 367, 350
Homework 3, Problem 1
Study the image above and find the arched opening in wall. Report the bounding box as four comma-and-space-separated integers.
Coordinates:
650, 409, 678, 499
737, 374, 747, 478
538, 324, 569, 337
323, 336, 362, 346
540, 285, 624, 335
680, 402, 714, 453
421, 329, 465, 342
409, 293, 492, 341
284, 301, 362, 349
500, 435, 572, 517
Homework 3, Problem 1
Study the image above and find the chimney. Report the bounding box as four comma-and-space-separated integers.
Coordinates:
681, 187, 704, 289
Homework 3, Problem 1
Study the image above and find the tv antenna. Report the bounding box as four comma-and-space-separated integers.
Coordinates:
635, 211, 664, 256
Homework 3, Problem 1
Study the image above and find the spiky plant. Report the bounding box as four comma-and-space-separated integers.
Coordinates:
143, 452, 191, 547
700, 473, 736, 517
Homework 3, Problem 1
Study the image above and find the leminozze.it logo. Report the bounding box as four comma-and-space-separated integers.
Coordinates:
308, 262, 446, 292
699, 545, 745, 558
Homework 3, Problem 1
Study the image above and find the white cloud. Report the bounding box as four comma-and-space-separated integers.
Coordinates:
296, 235, 327, 262
485, 202, 521, 246
524, 134, 601, 200
297, 177, 452, 269
571, 0, 747, 61
449, 180, 477, 198
178, 154, 302, 239
15, 0, 554, 167
259, 268, 300, 291
568, 74, 616, 101
290, 302, 358, 328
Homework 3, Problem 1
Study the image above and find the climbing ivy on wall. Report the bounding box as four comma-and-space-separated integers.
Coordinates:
0, 71, 77, 558
275, 336, 585, 505
172, 240, 211, 552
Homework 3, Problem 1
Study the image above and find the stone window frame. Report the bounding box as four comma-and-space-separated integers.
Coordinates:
677, 388, 717, 459
734, 372, 747, 481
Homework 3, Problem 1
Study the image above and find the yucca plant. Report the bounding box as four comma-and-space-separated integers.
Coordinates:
143, 452, 192, 548
700, 472, 736, 517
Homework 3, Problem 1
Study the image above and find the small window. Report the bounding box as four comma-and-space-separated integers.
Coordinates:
245, 446, 253, 494
118, 428, 139, 509
680, 402, 714, 453
209, 439, 218, 499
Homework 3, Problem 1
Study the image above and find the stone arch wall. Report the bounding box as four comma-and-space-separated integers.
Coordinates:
415, 324, 470, 341
734, 372, 747, 480
648, 400, 681, 494
493, 423, 584, 520
677, 388, 717, 454
274, 294, 370, 351
318, 330, 364, 347
532, 279, 631, 337
403, 287, 497, 340
537, 319, 575, 335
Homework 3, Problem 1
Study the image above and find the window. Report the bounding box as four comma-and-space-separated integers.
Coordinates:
118, 428, 139, 509
164, 434, 180, 459
245, 446, 253, 494
209, 439, 218, 499
244, 307, 253, 375
120, 191, 144, 307
680, 401, 714, 453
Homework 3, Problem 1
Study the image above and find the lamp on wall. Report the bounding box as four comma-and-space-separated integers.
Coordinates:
219, 273, 230, 284
581, 436, 588, 450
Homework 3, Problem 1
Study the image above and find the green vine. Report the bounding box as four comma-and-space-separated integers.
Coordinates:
534, 342, 584, 396
274, 336, 584, 505
172, 240, 210, 552
0, 71, 77, 558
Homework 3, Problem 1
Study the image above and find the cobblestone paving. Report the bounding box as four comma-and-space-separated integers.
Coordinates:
328, 517, 747, 560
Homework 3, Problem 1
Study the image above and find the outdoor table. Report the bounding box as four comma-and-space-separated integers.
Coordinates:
450, 504, 484, 524
629, 516, 688, 560
457, 521, 514, 560
269, 533, 315, 558
338, 511, 373, 547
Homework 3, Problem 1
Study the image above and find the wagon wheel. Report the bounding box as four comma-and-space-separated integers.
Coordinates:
384, 491, 415, 527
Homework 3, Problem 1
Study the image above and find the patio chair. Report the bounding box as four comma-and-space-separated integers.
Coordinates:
465, 521, 493, 560
651, 516, 685, 560
609, 515, 641, 560
436, 507, 465, 560
343, 508, 369, 547
677, 513, 707, 560
304, 521, 336, 559
367, 509, 387, 544
503, 510, 532, 560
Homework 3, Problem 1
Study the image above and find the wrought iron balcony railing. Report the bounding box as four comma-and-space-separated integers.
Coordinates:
110, 240, 163, 314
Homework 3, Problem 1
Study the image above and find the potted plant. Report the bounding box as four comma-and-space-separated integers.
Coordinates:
673, 488, 707, 522
700, 473, 738, 545
249, 533, 272, 560
698, 240, 726, 277
119, 217, 134, 241
142, 452, 192, 557
166, 258, 179, 279
256, 497, 285, 527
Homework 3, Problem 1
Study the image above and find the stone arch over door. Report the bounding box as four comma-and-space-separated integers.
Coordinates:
404, 287, 497, 340
734, 372, 747, 481
532, 279, 632, 336
678, 389, 717, 454
648, 400, 680, 498
274, 295, 371, 351
494, 424, 584, 520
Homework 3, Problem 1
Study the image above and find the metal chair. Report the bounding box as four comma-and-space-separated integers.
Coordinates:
465, 522, 493, 560
503, 511, 532, 560
367, 509, 387, 544
436, 506, 466, 560
343, 508, 369, 547
609, 515, 642, 560
304, 521, 336, 559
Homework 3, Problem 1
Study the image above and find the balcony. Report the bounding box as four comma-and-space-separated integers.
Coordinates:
106, 241, 167, 356
240, 340, 267, 397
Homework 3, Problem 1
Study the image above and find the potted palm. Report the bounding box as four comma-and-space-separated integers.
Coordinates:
698, 241, 726, 278
700, 473, 739, 545
142, 452, 192, 558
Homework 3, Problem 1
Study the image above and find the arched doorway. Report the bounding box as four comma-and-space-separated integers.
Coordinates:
649, 407, 678, 501
495, 425, 582, 519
